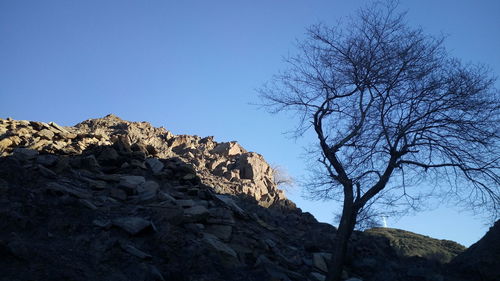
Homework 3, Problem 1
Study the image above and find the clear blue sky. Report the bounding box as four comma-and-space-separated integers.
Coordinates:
1, 0, 498, 246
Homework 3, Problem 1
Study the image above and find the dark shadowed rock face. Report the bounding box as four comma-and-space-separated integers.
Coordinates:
0, 115, 488, 281
450, 220, 500, 281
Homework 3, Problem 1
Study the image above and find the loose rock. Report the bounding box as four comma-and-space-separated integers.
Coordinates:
112, 217, 152, 235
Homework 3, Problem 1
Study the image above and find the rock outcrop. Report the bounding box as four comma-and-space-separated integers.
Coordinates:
0, 114, 286, 208
450, 220, 500, 281
0, 115, 483, 281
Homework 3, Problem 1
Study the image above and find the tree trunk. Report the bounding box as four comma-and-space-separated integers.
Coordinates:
325, 202, 358, 281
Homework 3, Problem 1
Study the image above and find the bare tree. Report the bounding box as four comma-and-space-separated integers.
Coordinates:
259, 2, 499, 280
271, 164, 295, 191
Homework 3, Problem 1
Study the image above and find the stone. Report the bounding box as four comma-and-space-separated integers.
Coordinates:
81, 155, 100, 170
97, 147, 119, 164
255, 216, 276, 231
182, 173, 196, 180
145, 158, 164, 174
53, 156, 71, 172
206, 225, 232, 241
38, 165, 57, 178
309, 272, 326, 281
120, 242, 152, 259
9, 136, 22, 146
0, 178, 9, 194
16, 127, 31, 137
313, 252, 332, 273
140, 180, 159, 193
130, 159, 147, 169
119, 175, 146, 187
48, 121, 68, 133
110, 188, 127, 200
263, 266, 292, 281
264, 238, 277, 249
35, 140, 52, 152
224, 169, 240, 181
95, 173, 121, 182
255, 254, 273, 266
6, 239, 31, 260
183, 205, 209, 222
177, 199, 195, 208
37, 129, 55, 140
129, 190, 157, 202
36, 155, 58, 166
112, 217, 152, 235
87, 179, 108, 190
184, 223, 205, 233
236, 152, 271, 180
62, 132, 78, 139
0, 138, 13, 151
45, 182, 91, 199
187, 187, 199, 196
254, 255, 299, 281
79, 199, 98, 210
158, 191, 177, 203
147, 265, 166, 281
155, 204, 184, 225
93, 219, 112, 228
211, 141, 246, 156
214, 194, 246, 217
13, 148, 38, 160
203, 233, 237, 258
207, 208, 235, 225
119, 175, 146, 194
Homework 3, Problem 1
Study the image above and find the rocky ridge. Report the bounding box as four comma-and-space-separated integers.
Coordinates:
0, 114, 286, 207
0, 115, 490, 281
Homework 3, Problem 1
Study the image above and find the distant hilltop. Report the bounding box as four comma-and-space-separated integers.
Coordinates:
0, 114, 497, 281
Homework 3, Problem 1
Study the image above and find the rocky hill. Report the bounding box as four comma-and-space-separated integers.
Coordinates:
0, 114, 286, 208
0, 115, 494, 281
450, 220, 500, 281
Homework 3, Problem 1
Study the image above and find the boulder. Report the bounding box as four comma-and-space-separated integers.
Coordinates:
203, 233, 237, 258
206, 225, 232, 241
0, 138, 13, 151
119, 175, 146, 191
236, 152, 272, 180
45, 182, 91, 199
313, 252, 332, 273
310, 272, 326, 281
97, 147, 119, 164
13, 148, 38, 160
145, 158, 164, 173
36, 155, 58, 166
120, 242, 152, 259
112, 217, 152, 235
211, 141, 246, 156
81, 155, 100, 170
37, 129, 55, 140
183, 205, 209, 222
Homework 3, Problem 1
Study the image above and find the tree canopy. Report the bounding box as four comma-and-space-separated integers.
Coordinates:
261, 3, 499, 220
260, 2, 499, 280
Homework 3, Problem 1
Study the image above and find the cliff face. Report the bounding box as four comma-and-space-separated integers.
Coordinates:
0, 115, 478, 281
